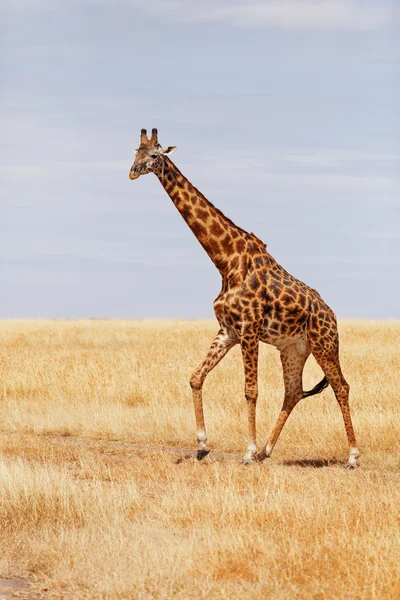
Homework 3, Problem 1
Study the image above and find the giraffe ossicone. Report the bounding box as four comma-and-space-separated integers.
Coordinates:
129, 128, 359, 468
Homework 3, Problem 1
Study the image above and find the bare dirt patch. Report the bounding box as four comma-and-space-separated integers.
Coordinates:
0, 578, 50, 600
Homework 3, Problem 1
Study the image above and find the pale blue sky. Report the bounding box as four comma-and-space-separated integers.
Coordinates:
1, 0, 399, 318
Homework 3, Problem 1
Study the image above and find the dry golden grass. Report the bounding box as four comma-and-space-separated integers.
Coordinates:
0, 319, 399, 599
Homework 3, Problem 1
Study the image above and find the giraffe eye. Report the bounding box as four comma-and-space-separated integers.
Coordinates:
151, 154, 158, 159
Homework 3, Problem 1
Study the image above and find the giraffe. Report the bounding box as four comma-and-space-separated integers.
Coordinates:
129, 128, 359, 468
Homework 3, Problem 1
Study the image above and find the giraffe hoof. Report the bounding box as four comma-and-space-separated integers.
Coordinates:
255, 452, 266, 463
345, 462, 358, 470
346, 448, 360, 469
197, 449, 210, 461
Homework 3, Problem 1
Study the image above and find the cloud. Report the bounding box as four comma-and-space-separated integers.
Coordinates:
0, 165, 47, 179
360, 230, 400, 240
2, 1, 396, 31
285, 149, 400, 168
0, 0, 57, 13
58, 160, 129, 172
1, 234, 206, 267
136, 0, 398, 31
189, 147, 400, 192
0, 161, 130, 184
301, 255, 400, 266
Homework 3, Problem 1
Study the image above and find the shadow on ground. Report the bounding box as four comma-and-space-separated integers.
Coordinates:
282, 458, 343, 468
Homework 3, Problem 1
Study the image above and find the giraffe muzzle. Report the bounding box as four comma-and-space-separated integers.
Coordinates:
129, 169, 140, 180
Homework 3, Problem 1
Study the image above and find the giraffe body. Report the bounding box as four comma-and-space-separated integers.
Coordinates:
129, 129, 359, 468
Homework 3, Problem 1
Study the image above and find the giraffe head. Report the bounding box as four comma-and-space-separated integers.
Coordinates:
129, 128, 177, 180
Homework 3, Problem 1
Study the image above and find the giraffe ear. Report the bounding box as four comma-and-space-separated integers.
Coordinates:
162, 146, 177, 156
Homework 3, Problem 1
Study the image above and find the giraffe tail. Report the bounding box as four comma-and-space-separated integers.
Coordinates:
302, 376, 329, 398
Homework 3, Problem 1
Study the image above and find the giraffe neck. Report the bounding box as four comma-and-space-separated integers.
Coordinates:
154, 157, 264, 275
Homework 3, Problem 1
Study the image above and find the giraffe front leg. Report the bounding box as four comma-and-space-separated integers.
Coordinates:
190, 328, 237, 460
240, 336, 259, 464
191, 385, 209, 460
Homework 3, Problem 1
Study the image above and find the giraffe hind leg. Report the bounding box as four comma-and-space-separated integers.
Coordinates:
317, 354, 359, 468
308, 327, 359, 468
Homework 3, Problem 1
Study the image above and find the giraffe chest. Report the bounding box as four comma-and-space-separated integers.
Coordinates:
213, 287, 270, 339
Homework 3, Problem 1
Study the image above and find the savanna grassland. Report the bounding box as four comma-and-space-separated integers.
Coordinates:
0, 319, 399, 599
